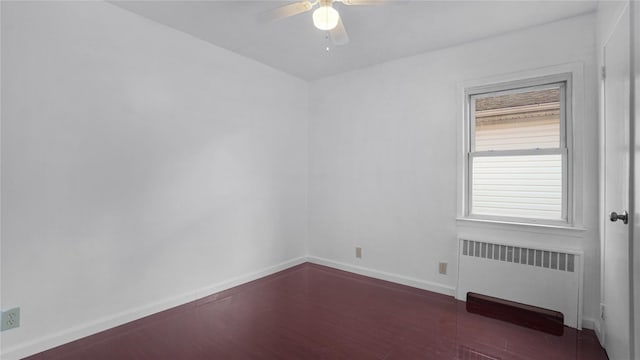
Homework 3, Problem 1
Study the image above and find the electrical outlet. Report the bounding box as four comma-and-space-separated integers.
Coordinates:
438, 262, 447, 275
355, 247, 362, 258
1, 307, 20, 331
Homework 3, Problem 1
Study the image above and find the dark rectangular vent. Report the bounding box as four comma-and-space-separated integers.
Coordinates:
466, 292, 564, 336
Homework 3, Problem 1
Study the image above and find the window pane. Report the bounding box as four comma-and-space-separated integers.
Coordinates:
474, 88, 560, 151
471, 154, 562, 220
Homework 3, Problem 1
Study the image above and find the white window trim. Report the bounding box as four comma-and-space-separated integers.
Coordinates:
461, 72, 575, 227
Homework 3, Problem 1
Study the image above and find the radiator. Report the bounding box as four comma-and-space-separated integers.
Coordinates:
456, 239, 583, 329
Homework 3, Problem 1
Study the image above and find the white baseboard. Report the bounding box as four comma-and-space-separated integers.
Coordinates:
582, 317, 603, 344
582, 316, 597, 330
307, 256, 456, 297
0, 256, 307, 360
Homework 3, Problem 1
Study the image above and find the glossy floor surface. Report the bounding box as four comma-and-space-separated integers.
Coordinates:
26, 263, 607, 360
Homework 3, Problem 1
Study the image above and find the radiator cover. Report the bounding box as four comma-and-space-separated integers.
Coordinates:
457, 239, 582, 329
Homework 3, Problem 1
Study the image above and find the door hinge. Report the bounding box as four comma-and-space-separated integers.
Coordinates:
602, 66, 606, 80
600, 303, 605, 320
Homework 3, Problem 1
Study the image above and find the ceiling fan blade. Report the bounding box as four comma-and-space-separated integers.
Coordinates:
259, 1, 314, 22
330, 18, 349, 46
339, 0, 387, 5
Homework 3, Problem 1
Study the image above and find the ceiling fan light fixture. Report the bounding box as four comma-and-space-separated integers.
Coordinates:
312, 5, 340, 30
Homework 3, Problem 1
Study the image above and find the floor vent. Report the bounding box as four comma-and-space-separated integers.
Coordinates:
466, 292, 564, 335
457, 239, 582, 329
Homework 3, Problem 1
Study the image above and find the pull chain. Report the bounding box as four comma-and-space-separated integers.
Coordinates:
325, 32, 331, 52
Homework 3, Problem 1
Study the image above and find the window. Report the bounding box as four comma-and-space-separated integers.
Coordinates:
464, 75, 571, 224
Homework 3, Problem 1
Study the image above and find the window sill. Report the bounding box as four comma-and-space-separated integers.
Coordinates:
456, 217, 587, 236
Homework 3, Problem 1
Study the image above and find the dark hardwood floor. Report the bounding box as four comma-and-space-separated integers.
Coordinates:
26, 263, 607, 360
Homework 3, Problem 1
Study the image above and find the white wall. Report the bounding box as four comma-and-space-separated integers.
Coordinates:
1, 1, 308, 358
308, 14, 600, 325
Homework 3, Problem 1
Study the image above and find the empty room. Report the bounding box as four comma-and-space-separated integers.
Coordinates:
1, 0, 639, 359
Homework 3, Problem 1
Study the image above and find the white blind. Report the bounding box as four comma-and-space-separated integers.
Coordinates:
472, 154, 562, 219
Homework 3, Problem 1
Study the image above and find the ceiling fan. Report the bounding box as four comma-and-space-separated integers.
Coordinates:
260, 0, 386, 46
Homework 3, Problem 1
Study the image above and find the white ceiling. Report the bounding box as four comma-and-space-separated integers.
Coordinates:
111, 1, 598, 80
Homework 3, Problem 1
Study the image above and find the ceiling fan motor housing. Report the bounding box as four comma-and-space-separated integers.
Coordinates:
318, 0, 335, 7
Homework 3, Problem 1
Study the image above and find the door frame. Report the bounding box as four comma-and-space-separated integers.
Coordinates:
599, 0, 636, 357
631, 1, 639, 358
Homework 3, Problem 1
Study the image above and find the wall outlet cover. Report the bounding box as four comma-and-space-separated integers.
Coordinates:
1, 307, 20, 331
355, 247, 362, 258
439, 262, 447, 275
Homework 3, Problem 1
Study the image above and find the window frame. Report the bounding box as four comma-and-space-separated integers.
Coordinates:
463, 73, 573, 226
